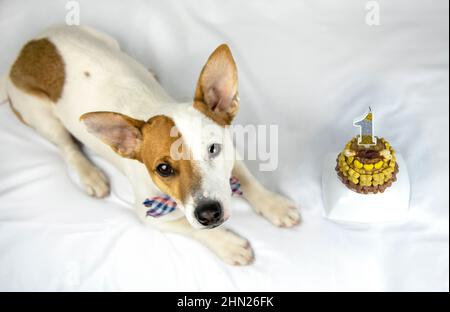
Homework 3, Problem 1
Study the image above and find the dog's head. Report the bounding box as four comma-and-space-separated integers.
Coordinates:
80, 44, 239, 229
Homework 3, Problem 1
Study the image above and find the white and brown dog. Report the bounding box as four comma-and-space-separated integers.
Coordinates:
1, 25, 300, 265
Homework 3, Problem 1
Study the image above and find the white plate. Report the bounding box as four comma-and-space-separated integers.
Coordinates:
322, 152, 410, 223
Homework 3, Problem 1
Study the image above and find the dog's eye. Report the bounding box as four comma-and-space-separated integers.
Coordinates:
208, 143, 221, 158
156, 163, 175, 177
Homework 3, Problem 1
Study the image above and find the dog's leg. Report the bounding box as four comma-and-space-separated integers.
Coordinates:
154, 217, 254, 265
232, 160, 300, 227
8, 87, 110, 198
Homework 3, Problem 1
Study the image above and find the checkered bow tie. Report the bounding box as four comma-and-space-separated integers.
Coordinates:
144, 176, 243, 218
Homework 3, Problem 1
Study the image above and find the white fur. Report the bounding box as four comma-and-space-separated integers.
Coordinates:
5, 25, 300, 265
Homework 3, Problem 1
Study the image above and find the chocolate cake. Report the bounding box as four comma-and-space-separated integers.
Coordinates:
335, 136, 399, 194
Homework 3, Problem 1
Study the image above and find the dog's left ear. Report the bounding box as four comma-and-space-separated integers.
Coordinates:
194, 44, 239, 126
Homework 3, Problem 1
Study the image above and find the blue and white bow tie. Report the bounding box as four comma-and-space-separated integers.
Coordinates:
144, 176, 243, 218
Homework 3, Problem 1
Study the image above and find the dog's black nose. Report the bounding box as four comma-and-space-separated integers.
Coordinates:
194, 200, 223, 227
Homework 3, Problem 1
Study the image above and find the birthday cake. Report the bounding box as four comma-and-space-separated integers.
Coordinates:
335, 136, 399, 194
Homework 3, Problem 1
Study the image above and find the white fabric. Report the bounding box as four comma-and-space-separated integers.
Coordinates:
0, 0, 448, 291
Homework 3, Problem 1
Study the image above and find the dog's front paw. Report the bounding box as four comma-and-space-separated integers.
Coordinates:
254, 192, 301, 228
198, 229, 254, 265
79, 165, 110, 198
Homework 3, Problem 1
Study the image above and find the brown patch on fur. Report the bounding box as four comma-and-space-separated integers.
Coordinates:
140, 115, 201, 203
10, 38, 65, 103
84, 71, 91, 77
194, 44, 239, 126
8, 98, 28, 126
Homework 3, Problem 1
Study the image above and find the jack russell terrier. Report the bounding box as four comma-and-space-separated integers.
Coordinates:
1, 25, 300, 265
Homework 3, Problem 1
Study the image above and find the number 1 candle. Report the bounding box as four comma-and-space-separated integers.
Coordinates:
353, 107, 376, 146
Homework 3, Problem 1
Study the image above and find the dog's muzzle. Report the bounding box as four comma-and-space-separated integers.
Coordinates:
143, 176, 242, 220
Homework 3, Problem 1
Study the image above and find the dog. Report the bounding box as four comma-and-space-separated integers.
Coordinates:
1, 25, 300, 265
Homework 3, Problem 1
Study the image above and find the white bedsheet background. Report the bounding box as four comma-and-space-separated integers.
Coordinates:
0, 0, 448, 291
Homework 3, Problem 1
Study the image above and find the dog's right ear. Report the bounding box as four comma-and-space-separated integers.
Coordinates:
80, 112, 145, 161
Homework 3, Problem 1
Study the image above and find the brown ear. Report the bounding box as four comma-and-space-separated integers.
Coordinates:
194, 44, 239, 126
80, 112, 145, 160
